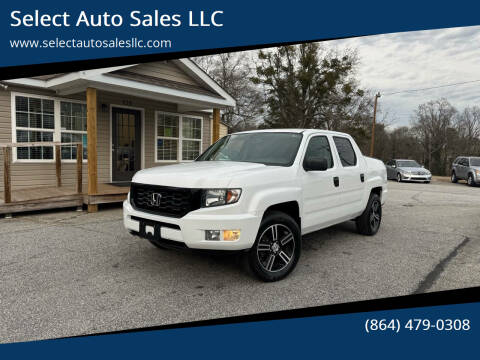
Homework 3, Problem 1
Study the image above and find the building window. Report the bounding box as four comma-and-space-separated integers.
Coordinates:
13, 94, 87, 162
156, 112, 202, 162
15, 96, 55, 160
182, 116, 202, 160
156, 113, 179, 161
60, 101, 88, 160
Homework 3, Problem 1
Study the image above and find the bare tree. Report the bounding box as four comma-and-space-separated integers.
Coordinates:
456, 106, 480, 155
411, 99, 457, 175
193, 52, 263, 132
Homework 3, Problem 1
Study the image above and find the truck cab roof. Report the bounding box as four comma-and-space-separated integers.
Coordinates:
233, 129, 352, 137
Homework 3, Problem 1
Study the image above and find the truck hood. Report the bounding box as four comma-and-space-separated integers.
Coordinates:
132, 161, 268, 188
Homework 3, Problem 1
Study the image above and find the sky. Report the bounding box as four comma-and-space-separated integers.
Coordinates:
322, 26, 480, 128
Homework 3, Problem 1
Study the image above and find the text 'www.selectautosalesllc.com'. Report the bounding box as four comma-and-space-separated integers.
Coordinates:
10, 37, 172, 49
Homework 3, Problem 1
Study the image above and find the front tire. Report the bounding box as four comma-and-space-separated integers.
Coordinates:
451, 172, 458, 183
248, 211, 301, 282
467, 173, 475, 187
397, 173, 402, 182
356, 193, 382, 236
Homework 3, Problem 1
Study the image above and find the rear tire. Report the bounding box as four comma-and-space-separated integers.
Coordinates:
451, 172, 458, 183
356, 193, 382, 236
248, 211, 301, 282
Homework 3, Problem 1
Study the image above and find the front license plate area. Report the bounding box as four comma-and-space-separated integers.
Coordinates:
139, 221, 161, 240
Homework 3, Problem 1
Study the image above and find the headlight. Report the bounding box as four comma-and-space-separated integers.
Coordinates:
202, 189, 242, 207
475, 169, 480, 176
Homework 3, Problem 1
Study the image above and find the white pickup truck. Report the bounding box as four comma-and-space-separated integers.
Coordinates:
123, 129, 387, 281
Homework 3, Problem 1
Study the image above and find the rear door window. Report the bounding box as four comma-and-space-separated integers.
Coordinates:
333, 136, 357, 167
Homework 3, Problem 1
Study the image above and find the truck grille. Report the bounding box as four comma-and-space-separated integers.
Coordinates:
130, 183, 202, 218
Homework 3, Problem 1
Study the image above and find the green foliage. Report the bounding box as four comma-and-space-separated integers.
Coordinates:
252, 43, 373, 138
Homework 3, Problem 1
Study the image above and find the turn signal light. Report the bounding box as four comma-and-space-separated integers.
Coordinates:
223, 230, 241, 241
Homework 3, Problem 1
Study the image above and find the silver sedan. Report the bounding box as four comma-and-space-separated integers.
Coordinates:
385, 159, 432, 183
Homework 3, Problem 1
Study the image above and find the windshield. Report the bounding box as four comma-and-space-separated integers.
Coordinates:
196, 132, 303, 166
397, 160, 421, 168
470, 157, 480, 167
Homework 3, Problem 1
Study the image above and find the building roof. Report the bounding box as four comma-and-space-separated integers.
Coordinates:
4, 59, 235, 111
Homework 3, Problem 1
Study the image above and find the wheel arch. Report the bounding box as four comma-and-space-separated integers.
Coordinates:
263, 201, 301, 228
248, 187, 302, 222
371, 186, 382, 200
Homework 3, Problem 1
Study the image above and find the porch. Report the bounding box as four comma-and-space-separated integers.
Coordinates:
1, 59, 235, 216
0, 142, 129, 216
0, 183, 129, 216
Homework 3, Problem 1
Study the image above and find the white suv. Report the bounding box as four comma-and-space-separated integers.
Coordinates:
123, 129, 387, 281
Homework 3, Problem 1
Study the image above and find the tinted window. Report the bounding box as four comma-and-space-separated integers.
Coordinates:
196, 132, 303, 166
460, 158, 468, 166
470, 157, 480, 167
333, 136, 357, 167
386, 160, 393, 166
304, 136, 334, 169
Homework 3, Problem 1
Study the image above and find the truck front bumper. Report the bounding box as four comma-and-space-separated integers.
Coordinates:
123, 200, 261, 251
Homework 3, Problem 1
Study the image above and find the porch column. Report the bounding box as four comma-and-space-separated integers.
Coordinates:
212, 108, 221, 142
86, 87, 98, 213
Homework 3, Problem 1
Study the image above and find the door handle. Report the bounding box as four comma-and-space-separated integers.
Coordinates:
333, 176, 339, 187
360, 173, 365, 182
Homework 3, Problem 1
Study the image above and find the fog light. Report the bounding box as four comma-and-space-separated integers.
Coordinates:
205, 230, 221, 241
223, 230, 241, 241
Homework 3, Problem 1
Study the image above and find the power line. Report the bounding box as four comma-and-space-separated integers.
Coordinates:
383, 79, 480, 96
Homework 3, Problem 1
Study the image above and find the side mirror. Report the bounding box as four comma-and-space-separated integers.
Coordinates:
304, 157, 328, 171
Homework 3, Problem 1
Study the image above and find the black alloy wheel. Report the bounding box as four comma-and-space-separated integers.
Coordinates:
248, 211, 301, 282
356, 193, 382, 236
256, 224, 295, 273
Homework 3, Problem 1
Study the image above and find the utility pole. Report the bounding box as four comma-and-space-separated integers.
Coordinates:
370, 92, 381, 157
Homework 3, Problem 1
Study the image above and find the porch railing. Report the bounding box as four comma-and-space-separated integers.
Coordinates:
1, 142, 83, 204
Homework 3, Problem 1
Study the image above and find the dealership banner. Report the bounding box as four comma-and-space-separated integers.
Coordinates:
1, 0, 480, 358
0, 0, 479, 73
1, 293, 478, 358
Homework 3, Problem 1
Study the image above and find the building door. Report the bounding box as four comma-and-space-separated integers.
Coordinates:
112, 107, 141, 182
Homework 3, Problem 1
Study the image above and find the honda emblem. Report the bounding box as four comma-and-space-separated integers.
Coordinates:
150, 193, 162, 207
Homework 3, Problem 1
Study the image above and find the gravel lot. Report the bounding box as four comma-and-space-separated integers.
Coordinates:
1, 179, 480, 343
